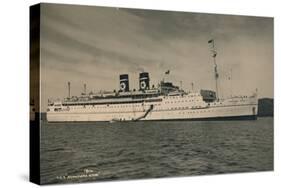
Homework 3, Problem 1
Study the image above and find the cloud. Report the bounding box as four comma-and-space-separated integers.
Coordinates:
39, 3, 273, 111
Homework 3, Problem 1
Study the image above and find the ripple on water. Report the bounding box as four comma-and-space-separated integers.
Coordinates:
40, 118, 273, 184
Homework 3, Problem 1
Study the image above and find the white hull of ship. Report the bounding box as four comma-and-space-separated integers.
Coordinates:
46, 102, 258, 122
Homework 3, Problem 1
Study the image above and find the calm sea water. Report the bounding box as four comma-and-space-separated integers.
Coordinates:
40, 117, 273, 184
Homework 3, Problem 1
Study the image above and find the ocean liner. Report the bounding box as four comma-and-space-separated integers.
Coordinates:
46, 40, 258, 122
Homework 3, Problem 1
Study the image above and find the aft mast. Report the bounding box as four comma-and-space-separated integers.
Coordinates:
208, 39, 219, 100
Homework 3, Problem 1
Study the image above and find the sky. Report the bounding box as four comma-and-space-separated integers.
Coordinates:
40, 3, 273, 110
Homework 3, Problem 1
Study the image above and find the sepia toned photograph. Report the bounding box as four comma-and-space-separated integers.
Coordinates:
30, 3, 273, 185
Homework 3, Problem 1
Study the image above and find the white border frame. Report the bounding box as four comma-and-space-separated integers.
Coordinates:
0, 0, 279, 187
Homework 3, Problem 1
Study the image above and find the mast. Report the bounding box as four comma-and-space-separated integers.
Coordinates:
208, 39, 219, 100
230, 68, 232, 97
67, 81, 71, 99
180, 80, 182, 90
84, 83, 87, 94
